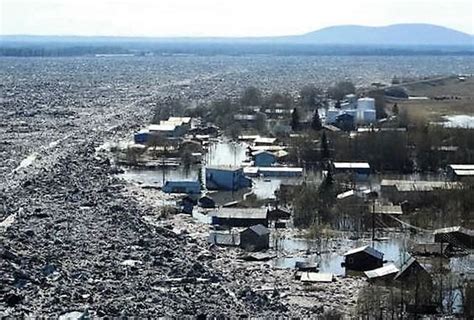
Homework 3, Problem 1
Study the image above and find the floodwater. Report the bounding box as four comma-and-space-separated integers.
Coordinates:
272, 232, 433, 275
117, 140, 312, 200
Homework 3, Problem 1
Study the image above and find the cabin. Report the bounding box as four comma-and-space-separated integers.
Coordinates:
335, 113, 355, 131
394, 257, 431, 284
209, 208, 268, 228
343, 245, 384, 271
162, 180, 201, 194
239, 224, 270, 251
205, 166, 252, 191
252, 150, 277, 167
434, 226, 473, 249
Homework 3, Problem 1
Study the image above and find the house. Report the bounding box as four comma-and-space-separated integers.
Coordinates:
252, 150, 277, 167
209, 208, 268, 228
394, 256, 431, 283
198, 196, 216, 209
343, 245, 384, 271
364, 263, 399, 282
434, 226, 474, 249
162, 180, 201, 194
208, 232, 239, 247
205, 166, 252, 191
332, 162, 371, 177
240, 224, 270, 251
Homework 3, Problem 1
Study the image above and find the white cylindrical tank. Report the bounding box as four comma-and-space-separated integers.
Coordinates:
357, 98, 375, 111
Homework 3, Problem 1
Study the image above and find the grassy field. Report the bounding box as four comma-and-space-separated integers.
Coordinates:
392, 76, 474, 122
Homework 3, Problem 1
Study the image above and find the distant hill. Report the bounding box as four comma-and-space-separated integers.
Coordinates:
286, 24, 473, 46
1, 24, 473, 57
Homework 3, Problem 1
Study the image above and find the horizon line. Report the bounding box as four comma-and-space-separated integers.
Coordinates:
1, 23, 473, 39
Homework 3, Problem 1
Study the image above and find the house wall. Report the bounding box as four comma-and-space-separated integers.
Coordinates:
345, 252, 383, 271
206, 168, 251, 191
211, 217, 268, 228
240, 230, 270, 251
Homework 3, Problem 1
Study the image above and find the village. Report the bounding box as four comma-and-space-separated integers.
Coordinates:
104, 75, 474, 317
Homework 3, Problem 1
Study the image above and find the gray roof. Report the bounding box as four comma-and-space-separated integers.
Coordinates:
343, 245, 384, 260
434, 226, 474, 236
210, 207, 268, 220
394, 256, 425, 280
365, 264, 399, 279
247, 224, 270, 236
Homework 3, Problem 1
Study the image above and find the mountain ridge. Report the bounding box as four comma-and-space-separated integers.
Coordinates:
1, 23, 473, 46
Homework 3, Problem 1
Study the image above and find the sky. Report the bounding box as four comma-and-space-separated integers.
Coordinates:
1, 0, 473, 37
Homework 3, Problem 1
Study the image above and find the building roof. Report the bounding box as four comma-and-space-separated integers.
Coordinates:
246, 224, 270, 236
454, 170, 474, 176
254, 137, 277, 145
333, 162, 370, 169
434, 226, 474, 236
149, 124, 176, 132
365, 263, 399, 279
394, 256, 426, 280
168, 117, 191, 124
206, 166, 243, 172
343, 245, 384, 260
210, 208, 268, 220
381, 179, 461, 192
374, 204, 403, 215
300, 272, 333, 283
337, 190, 356, 200
250, 146, 286, 152
448, 164, 474, 171
252, 150, 276, 157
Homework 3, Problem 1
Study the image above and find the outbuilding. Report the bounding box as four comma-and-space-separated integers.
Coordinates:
343, 245, 384, 271
240, 224, 270, 251
434, 226, 473, 249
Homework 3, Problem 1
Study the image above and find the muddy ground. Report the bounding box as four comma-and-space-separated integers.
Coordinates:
1, 55, 471, 317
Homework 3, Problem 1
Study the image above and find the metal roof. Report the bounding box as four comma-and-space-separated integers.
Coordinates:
333, 162, 370, 169
343, 245, 384, 260
434, 226, 473, 236
337, 190, 356, 200
381, 180, 461, 191
448, 164, 474, 170
254, 137, 277, 144
374, 204, 403, 215
209, 208, 268, 220
246, 224, 270, 236
454, 170, 474, 176
149, 124, 176, 132
206, 166, 243, 172
300, 272, 333, 283
365, 264, 399, 279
